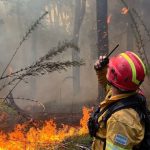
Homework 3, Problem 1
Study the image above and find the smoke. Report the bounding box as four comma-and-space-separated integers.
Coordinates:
1, 0, 149, 116
0, 0, 99, 115
108, 0, 150, 98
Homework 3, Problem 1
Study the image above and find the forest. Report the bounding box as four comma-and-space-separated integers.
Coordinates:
0, 0, 149, 149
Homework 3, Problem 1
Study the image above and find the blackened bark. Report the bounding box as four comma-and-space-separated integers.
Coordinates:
96, 0, 109, 56
96, 0, 108, 102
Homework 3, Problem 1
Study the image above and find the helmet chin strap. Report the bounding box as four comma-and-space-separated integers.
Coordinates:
107, 80, 135, 94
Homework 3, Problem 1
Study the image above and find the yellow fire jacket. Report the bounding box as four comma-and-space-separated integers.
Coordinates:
92, 90, 145, 150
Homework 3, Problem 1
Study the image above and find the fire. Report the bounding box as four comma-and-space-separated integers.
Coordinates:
107, 14, 112, 24
0, 107, 91, 149
121, 7, 129, 15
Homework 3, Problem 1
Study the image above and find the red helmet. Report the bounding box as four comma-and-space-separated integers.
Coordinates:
106, 51, 146, 91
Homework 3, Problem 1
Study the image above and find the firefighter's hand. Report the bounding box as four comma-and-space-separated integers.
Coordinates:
94, 56, 107, 87
94, 56, 106, 71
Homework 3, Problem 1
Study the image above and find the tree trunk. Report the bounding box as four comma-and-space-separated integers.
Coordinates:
96, 0, 108, 56
96, 0, 108, 102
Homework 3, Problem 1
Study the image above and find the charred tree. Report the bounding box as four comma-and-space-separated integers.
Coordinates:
96, 0, 108, 56
72, 0, 86, 95
96, 0, 109, 102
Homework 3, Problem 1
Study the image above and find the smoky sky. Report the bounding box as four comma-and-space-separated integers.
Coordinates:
0, 0, 149, 113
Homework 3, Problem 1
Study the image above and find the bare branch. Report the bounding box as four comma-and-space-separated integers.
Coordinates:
0, 41, 79, 81
120, 0, 149, 68
1, 11, 48, 78
1, 97, 45, 112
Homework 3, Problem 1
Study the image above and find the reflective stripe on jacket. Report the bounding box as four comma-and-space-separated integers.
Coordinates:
92, 90, 144, 150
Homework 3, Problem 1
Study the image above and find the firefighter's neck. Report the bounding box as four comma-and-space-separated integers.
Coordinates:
111, 86, 122, 96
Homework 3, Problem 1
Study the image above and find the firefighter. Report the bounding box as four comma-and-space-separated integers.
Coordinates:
92, 51, 146, 150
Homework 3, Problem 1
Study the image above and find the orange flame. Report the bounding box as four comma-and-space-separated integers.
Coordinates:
0, 107, 91, 149
121, 7, 129, 15
107, 14, 112, 24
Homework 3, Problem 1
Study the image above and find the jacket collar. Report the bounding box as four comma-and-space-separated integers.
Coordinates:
100, 90, 136, 108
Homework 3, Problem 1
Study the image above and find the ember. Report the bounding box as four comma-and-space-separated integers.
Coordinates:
0, 107, 91, 149
121, 7, 129, 15
107, 14, 112, 24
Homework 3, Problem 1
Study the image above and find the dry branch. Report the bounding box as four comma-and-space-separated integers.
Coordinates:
1, 11, 48, 78
0, 44, 83, 92
76, 144, 90, 150
0, 41, 79, 81
120, 0, 149, 70
0, 41, 84, 102
132, 9, 150, 42
2, 97, 45, 112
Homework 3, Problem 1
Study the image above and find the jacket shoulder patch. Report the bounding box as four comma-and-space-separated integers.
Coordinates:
114, 134, 128, 145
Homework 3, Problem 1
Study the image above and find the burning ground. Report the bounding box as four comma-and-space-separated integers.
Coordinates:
0, 107, 91, 150
0, 0, 150, 149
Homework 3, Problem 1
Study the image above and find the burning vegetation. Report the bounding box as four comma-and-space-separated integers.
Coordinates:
0, 6, 86, 149
0, 0, 150, 149
0, 107, 91, 150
